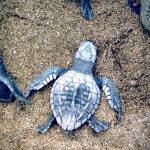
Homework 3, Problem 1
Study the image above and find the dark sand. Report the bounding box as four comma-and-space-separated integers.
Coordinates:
0, 0, 150, 150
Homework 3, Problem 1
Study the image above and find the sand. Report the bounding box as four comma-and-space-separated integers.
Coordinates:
0, 0, 150, 150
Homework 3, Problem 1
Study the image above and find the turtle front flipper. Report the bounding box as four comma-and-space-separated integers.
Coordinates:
36, 113, 55, 133
0, 81, 14, 102
80, 0, 94, 20
95, 76, 122, 124
0, 58, 30, 103
26, 66, 65, 97
88, 116, 109, 133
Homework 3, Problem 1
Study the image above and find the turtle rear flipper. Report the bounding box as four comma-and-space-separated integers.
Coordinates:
36, 113, 55, 133
88, 116, 109, 133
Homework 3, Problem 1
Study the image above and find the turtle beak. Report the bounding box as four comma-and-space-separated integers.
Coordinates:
75, 41, 97, 63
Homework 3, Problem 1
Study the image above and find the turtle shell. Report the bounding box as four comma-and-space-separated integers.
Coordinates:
50, 70, 100, 131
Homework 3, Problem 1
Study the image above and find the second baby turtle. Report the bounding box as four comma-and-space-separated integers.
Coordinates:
128, 0, 150, 32
0, 56, 30, 103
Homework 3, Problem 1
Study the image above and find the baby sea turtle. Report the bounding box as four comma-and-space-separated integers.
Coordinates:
26, 41, 122, 133
0, 56, 30, 103
128, 0, 150, 32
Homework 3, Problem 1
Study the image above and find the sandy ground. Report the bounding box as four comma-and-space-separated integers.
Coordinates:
0, 0, 150, 150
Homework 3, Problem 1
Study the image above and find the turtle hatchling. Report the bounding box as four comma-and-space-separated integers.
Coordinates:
26, 41, 122, 134
128, 0, 150, 32
0, 56, 30, 103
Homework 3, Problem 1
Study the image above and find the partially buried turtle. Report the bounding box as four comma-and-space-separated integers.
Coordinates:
26, 41, 122, 133
128, 0, 150, 32
0, 56, 30, 103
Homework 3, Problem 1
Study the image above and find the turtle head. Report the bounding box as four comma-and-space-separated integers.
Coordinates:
72, 41, 97, 74
75, 41, 97, 64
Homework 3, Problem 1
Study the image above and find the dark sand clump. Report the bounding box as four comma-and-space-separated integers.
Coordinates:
0, 0, 150, 150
